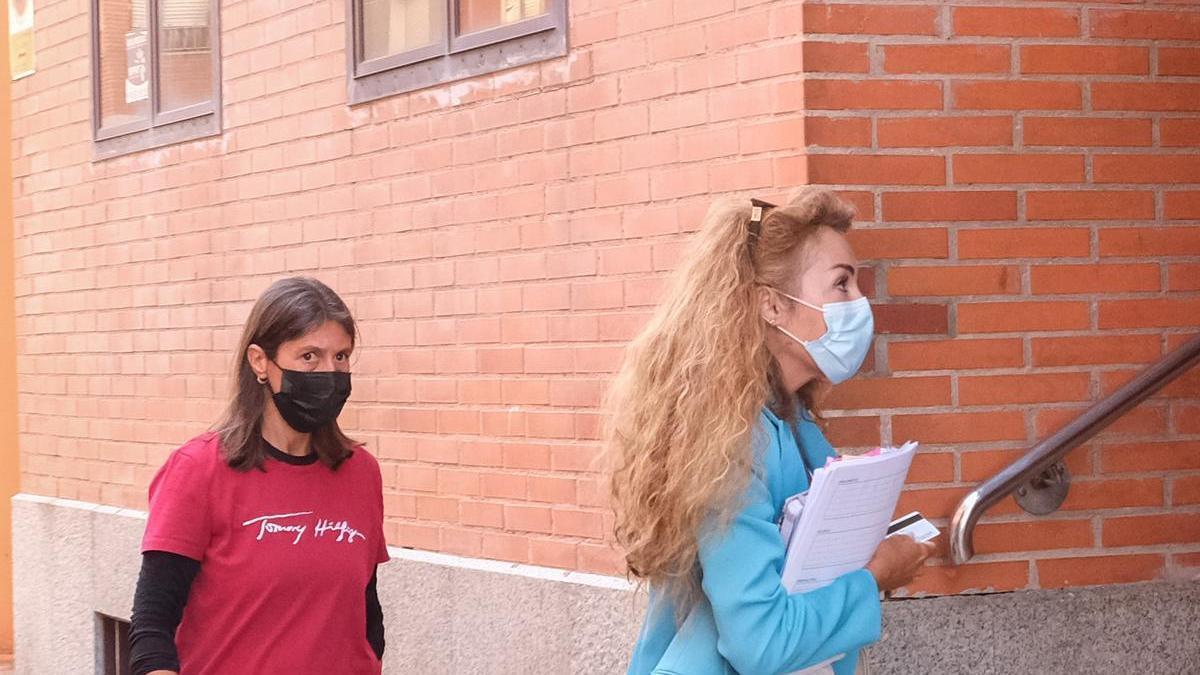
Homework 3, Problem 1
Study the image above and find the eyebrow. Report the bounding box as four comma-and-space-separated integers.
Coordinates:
297, 345, 352, 353
831, 264, 857, 276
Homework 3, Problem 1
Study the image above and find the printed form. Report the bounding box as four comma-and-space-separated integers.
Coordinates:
781, 441, 918, 594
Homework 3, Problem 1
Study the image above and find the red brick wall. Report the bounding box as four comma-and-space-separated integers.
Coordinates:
803, 1, 1200, 594
10, 0, 1199, 593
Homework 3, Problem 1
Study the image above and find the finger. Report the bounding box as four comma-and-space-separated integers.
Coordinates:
907, 540, 931, 559
906, 564, 927, 585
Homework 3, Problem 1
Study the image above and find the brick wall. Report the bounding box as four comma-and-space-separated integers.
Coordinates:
800, 0, 1200, 594
10, 0, 1199, 593
1, 0, 20, 656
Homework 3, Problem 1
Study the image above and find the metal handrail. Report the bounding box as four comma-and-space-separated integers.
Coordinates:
950, 333, 1200, 564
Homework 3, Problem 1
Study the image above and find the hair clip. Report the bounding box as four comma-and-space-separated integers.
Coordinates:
748, 197, 777, 240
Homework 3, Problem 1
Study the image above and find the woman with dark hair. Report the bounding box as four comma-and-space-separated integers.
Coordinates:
130, 277, 388, 675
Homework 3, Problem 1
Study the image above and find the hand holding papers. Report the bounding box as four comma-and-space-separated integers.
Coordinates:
780, 441, 919, 594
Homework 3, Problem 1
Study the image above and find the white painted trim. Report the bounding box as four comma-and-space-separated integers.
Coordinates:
13, 492, 148, 521
11, 492, 633, 592
384, 546, 634, 591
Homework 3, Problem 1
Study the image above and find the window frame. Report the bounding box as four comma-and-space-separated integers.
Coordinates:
90, 0, 222, 158
96, 613, 133, 675
353, 0, 449, 77
347, 0, 568, 105
448, 1, 559, 53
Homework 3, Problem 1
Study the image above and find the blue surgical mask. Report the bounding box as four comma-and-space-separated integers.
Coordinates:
770, 290, 874, 384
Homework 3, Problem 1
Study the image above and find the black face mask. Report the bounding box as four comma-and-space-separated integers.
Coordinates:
268, 366, 352, 434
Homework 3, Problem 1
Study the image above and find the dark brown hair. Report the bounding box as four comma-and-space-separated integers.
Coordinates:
215, 276, 359, 471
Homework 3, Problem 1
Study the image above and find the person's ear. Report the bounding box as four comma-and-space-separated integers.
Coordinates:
246, 344, 270, 384
759, 286, 783, 327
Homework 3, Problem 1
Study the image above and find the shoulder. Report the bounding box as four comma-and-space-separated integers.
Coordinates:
347, 444, 378, 468
148, 433, 224, 503
753, 408, 783, 445
153, 433, 226, 483
751, 408, 786, 467
341, 445, 383, 478
176, 432, 223, 462
159, 432, 224, 474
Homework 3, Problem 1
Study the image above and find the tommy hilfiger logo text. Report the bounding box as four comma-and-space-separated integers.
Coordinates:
242, 511, 366, 545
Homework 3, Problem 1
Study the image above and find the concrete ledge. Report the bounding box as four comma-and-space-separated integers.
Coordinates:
378, 550, 643, 674
12, 494, 1200, 674
870, 582, 1200, 674
10, 494, 644, 674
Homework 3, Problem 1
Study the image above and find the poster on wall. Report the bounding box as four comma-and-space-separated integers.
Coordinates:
9, 0, 34, 80
125, 30, 148, 103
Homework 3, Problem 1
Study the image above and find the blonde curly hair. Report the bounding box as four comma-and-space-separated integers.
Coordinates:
606, 187, 857, 607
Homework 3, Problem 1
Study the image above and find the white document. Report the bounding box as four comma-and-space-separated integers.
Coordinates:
786, 657, 837, 675
781, 441, 918, 595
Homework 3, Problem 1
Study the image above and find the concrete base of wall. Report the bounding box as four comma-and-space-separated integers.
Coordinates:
12, 494, 1200, 674
10, 493, 645, 674
870, 583, 1200, 673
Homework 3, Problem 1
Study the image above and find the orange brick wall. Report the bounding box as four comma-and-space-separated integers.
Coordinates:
9, 0, 1200, 593
801, 0, 1200, 594
1, 0, 19, 655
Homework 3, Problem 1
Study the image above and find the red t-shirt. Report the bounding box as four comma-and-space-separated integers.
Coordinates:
142, 432, 389, 675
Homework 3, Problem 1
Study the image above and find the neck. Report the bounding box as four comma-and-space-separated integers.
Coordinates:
783, 369, 818, 396
765, 329, 821, 394
261, 401, 312, 456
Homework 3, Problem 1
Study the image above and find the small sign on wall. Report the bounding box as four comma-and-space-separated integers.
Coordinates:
9, 0, 33, 80
125, 30, 148, 103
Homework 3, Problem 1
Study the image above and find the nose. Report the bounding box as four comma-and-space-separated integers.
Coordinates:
851, 272, 867, 301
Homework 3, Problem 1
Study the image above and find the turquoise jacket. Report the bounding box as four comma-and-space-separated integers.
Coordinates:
627, 408, 883, 675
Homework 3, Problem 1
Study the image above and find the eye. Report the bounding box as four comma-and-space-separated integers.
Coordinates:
835, 275, 850, 292
336, 352, 347, 361
301, 352, 315, 361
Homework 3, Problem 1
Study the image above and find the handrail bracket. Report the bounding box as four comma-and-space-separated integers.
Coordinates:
1012, 461, 1070, 516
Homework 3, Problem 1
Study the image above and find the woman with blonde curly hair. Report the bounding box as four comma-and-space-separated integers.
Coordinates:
609, 188, 934, 675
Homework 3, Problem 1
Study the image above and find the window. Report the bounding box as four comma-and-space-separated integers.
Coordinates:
348, 0, 567, 104
91, 0, 220, 158
97, 614, 132, 675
